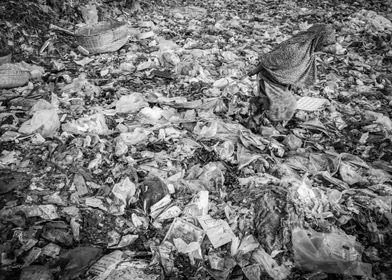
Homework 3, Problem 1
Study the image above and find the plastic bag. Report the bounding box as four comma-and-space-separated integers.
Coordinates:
292, 227, 372, 277
19, 109, 59, 137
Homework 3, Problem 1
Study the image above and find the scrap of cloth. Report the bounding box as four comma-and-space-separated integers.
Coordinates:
248, 24, 335, 121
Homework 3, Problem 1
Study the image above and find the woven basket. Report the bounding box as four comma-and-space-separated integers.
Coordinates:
0, 51, 11, 66
75, 21, 129, 54
0, 69, 30, 89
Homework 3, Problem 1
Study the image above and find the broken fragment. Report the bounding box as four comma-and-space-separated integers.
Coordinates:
109, 234, 139, 249
296, 96, 329, 111
88, 250, 125, 278
182, 190, 209, 217
115, 93, 148, 114
111, 177, 137, 215
150, 194, 172, 219
198, 215, 236, 248
154, 205, 181, 223
18, 99, 60, 137
163, 218, 205, 260
292, 227, 372, 276
252, 248, 291, 280
50, 246, 102, 280
0, 169, 31, 194
140, 175, 170, 212
164, 218, 205, 245
79, 4, 98, 24
19, 265, 53, 280
62, 113, 110, 135
208, 252, 225, 270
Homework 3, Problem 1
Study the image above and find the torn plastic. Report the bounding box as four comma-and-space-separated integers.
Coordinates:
292, 227, 372, 276
198, 215, 236, 248
62, 113, 110, 135
19, 265, 53, 280
296, 97, 329, 112
182, 190, 209, 217
163, 218, 204, 261
50, 246, 102, 280
252, 248, 291, 280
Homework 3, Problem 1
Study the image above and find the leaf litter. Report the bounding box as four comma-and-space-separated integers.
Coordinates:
0, 0, 392, 279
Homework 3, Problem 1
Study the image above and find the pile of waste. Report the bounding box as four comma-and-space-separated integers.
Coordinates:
1, 0, 391, 279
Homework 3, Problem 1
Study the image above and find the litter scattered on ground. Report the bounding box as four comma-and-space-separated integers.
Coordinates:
1, 0, 392, 279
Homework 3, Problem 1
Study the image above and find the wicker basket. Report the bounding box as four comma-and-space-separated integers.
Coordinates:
75, 21, 129, 54
0, 69, 30, 89
0, 51, 11, 66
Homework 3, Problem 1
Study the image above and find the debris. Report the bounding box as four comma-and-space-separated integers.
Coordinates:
153, 205, 182, 223
1, 1, 391, 279
160, 52, 180, 67
19, 265, 53, 280
140, 175, 170, 212
111, 177, 137, 215
98, 260, 160, 280
208, 253, 225, 270
252, 248, 291, 280
41, 222, 74, 246
18, 100, 60, 137
72, 173, 89, 196
80, 4, 98, 24
353, 9, 392, 31
60, 73, 100, 96
283, 134, 303, 150
164, 218, 205, 248
292, 227, 372, 276
85, 197, 108, 212
138, 31, 155, 40
0, 169, 31, 194
62, 113, 110, 135
88, 250, 126, 279
49, 24, 74, 36
198, 215, 236, 248
242, 264, 262, 280
70, 220, 81, 240
0, 62, 44, 79
41, 243, 61, 258
173, 238, 201, 256
23, 205, 59, 220
296, 96, 329, 111
183, 190, 209, 217
213, 78, 230, 88
77, 45, 90, 56
115, 93, 148, 114
109, 234, 138, 249
116, 128, 151, 146
50, 246, 102, 280
150, 194, 171, 219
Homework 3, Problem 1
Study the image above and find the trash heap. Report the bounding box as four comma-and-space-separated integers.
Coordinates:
1, 0, 392, 279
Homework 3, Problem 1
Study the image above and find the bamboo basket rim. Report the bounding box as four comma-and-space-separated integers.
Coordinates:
0, 69, 30, 75
0, 50, 11, 57
0, 66, 30, 72
0, 69, 30, 88
75, 21, 128, 37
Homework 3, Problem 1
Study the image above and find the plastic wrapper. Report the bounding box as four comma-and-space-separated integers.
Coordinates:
292, 227, 372, 276
198, 215, 236, 248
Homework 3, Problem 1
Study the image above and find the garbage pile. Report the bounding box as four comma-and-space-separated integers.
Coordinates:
1, 0, 392, 279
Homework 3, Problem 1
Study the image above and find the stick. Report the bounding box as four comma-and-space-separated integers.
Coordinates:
49, 24, 74, 36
